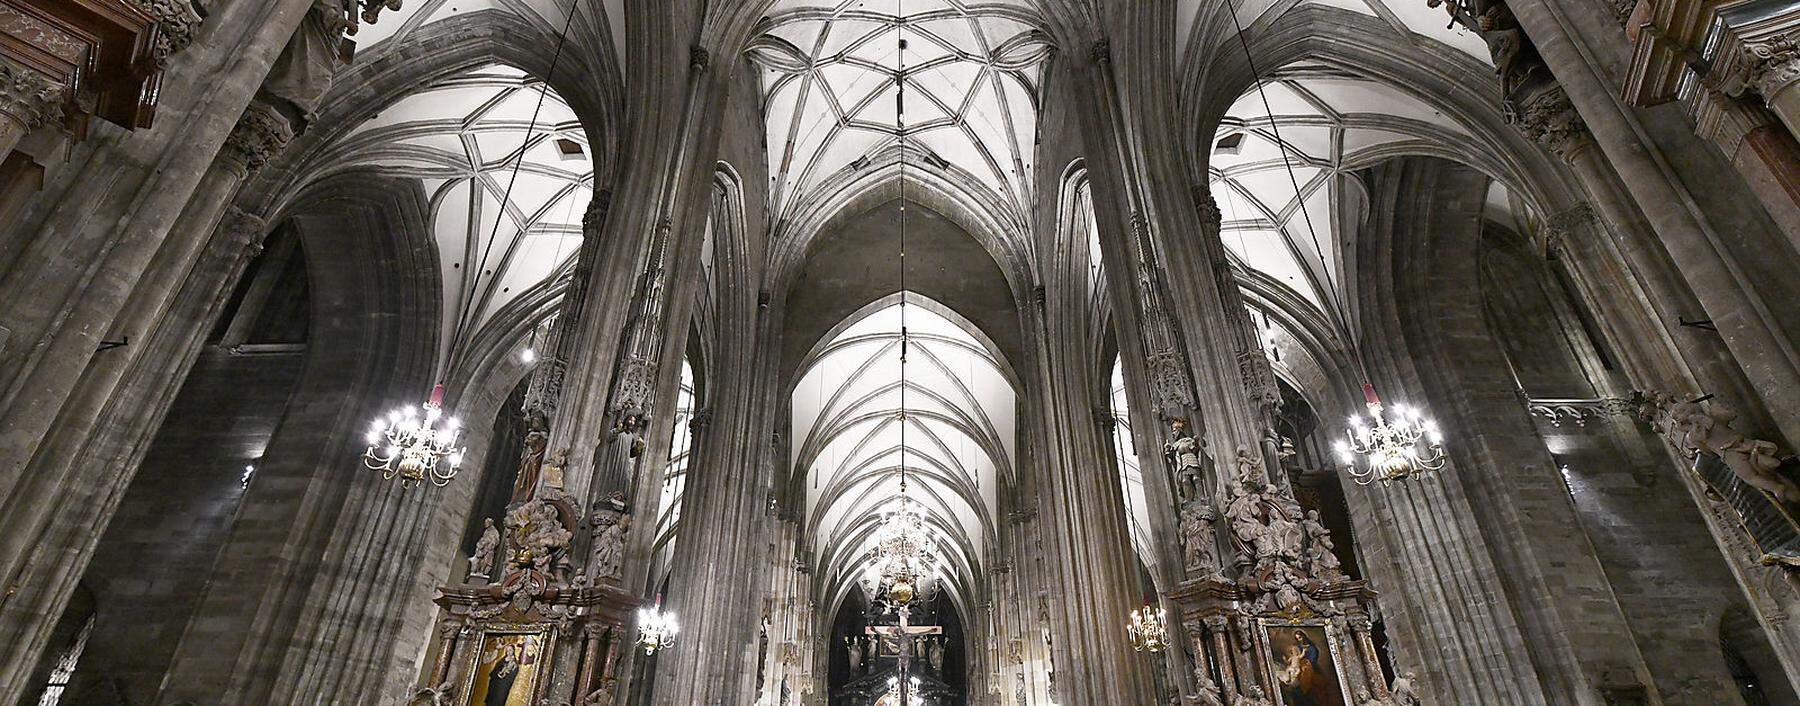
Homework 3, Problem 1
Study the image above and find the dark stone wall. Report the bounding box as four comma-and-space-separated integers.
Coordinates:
61, 345, 305, 705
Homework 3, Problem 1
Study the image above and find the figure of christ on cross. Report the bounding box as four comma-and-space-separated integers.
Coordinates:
867, 606, 943, 705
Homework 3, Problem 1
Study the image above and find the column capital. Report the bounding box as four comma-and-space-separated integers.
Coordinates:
1508, 84, 1594, 161
221, 101, 295, 175
1690, 88, 1780, 155
1747, 37, 1800, 100
0, 62, 65, 133
1539, 203, 1598, 253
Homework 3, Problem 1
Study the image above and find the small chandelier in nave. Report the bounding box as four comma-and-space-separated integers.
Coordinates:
637, 596, 679, 656
362, 384, 465, 488
1125, 605, 1168, 653
1335, 383, 1446, 484
863, 498, 938, 606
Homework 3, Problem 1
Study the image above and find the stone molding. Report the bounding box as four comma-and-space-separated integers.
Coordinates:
0, 59, 62, 131
221, 101, 295, 174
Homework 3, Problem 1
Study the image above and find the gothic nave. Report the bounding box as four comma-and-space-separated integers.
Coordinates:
2, 0, 1799, 705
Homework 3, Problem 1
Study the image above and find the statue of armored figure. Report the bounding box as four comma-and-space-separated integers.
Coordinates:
1165, 419, 1208, 502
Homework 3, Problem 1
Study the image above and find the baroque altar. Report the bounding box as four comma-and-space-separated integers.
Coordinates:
413, 487, 641, 706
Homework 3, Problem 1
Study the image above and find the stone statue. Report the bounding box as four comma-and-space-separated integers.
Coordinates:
505, 498, 572, 573
1166, 419, 1206, 501
1236, 685, 1273, 706
846, 636, 863, 673
406, 679, 456, 706
1015, 673, 1028, 705
1660, 398, 1799, 503
1303, 510, 1345, 579
1189, 672, 1225, 706
583, 677, 617, 706
1391, 671, 1421, 706
1266, 503, 1303, 561
1179, 502, 1220, 576
264, 0, 353, 124
512, 408, 549, 500
589, 510, 629, 583
1225, 481, 1270, 568
468, 518, 500, 581
928, 637, 945, 673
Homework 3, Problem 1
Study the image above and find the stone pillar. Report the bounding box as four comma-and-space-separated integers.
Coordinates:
0, 94, 293, 703
0, 63, 62, 160
0, 10, 317, 676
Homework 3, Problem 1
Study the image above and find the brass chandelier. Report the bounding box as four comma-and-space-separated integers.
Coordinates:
362, 384, 465, 488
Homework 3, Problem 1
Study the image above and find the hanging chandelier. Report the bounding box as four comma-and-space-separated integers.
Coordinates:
1125, 605, 1168, 653
1334, 383, 1446, 484
637, 597, 679, 655
363, 384, 465, 487
885, 675, 925, 706
863, 497, 938, 606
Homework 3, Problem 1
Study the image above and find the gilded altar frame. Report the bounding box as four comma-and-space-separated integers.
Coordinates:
456, 623, 560, 706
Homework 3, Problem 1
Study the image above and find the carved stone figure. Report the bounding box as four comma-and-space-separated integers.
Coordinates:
589, 509, 630, 583
1391, 671, 1421, 706
468, 518, 500, 581
928, 638, 945, 673
1166, 419, 1206, 501
1226, 481, 1270, 568
406, 679, 455, 706
1660, 398, 1799, 503
505, 498, 572, 573
1266, 503, 1303, 561
1180, 502, 1220, 576
1236, 685, 1274, 706
846, 636, 863, 673
1189, 672, 1225, 706
512, 408, 549, 500
264, 0, 353, 123
1303, 510, 1345, 580
583, 677, 617, 706
1015, 673, 1028, 705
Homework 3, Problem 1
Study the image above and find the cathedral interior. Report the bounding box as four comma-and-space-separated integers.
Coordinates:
3, 0, 1800, 705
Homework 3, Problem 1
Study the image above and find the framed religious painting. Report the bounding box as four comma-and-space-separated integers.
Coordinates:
459, 625, 557, 706
1259, 619, 1355, 706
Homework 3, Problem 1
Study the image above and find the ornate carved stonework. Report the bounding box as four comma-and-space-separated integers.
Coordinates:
1745, 36, 1800, 100
1539, 203, 1596, 253
0, 60, 62, 130
221, 101, 295, 174
1509, 85, 1592, 159
1522, 393, 1637, 427
127, 0, 202, 66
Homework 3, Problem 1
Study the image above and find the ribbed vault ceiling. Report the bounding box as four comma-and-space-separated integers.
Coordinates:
748, 0, 1052, 225
792, 297, 1015, 614
316, 64, 594, 370
353, 0, 622, 69
1179, 0, 1493, 66
1211, 62, 1534, 336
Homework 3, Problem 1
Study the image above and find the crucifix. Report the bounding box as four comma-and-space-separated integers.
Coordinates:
867, 606, 942, 704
